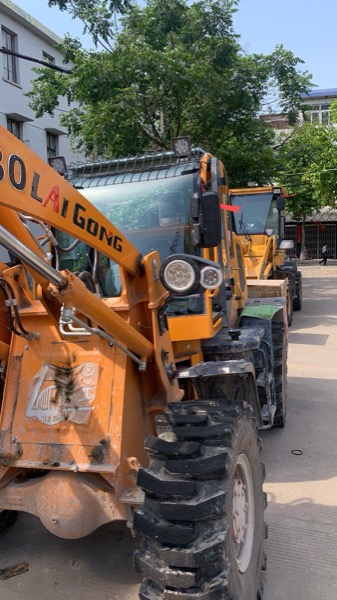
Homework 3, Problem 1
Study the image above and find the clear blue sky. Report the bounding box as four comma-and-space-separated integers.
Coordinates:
12, 0, 337, 89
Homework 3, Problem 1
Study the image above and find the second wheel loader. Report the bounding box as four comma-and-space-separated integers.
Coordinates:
0, 129, 289, 599
230, 185, 302, 326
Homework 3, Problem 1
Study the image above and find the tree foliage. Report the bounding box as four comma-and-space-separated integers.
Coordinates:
27, 0, 312, 186
275, 123, 337, 221
48, 0, 132, 47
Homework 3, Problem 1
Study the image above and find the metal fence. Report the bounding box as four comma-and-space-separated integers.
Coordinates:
285, 223, 337, 259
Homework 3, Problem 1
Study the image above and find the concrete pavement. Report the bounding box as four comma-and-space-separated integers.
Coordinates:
0, 262, 337, 599
263, 262, 337, 599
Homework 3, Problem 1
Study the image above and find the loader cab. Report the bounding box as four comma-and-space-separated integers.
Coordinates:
54, 148, 246, 346
59, 159, 198, 295
229, 185, 296, 280
230, 188, 281, 240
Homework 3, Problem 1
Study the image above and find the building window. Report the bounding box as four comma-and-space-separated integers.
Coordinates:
7, 118, 22, 140
321, 111, 330, 125
304, 103, 333, 126
42, 51, 55, 64
2, 27, 19, 84
46, 132, 59, 158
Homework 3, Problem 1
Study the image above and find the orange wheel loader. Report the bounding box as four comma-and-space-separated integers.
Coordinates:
230, 185, 303, 326
0, 129, 289, 599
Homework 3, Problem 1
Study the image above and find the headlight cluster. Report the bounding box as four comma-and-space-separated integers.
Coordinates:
160, 254, 223, 296
162, 258, 199, 294
200, 266, 223, 290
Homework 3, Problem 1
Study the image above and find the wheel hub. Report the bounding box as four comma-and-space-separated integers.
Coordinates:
232, 453, 255, 573
233, 478, 247, 545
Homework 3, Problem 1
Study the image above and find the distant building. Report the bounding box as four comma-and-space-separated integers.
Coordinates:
299, 88, 337, 127
261, 88, 337, 132
260, 113, 289, 131
0, 0, 85, 164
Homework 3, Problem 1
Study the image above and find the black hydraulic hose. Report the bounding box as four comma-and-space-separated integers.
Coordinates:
55, 238, 81, 254
0, 280, 15, 332
0, 226, 67, 288
78, 271, 96, 293
0, 278, 32, 338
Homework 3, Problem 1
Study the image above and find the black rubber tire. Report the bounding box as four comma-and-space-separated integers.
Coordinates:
134, 401, 266, 600
0, 510, 18, 533
286, 284, 293, 327
293, 272, 302, 311
272, 321, 287, 428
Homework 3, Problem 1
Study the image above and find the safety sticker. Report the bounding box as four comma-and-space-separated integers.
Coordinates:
26, 363, 99, 425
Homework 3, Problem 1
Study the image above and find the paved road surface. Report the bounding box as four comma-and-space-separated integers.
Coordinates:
1, 262, 337, 599
263, 262, 337, 600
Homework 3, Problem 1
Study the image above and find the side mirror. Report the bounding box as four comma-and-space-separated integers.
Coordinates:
191, 191, 222, 248
279, 240, 294, 250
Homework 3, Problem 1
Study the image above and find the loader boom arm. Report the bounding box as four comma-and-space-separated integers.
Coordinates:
0, 126, 142, 275
0, 126, 157, 366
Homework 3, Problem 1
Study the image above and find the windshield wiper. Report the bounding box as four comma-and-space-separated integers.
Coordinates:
239, 212, 252, 241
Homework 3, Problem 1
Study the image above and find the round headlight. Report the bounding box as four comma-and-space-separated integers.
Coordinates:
162, 258, 199, 295
200, 266, 223, 289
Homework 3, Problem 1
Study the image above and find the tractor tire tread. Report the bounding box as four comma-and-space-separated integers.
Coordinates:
134, 400, 266, 600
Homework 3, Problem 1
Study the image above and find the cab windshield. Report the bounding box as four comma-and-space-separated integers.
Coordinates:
231, 193, 279, 236
56, 167, 196, 297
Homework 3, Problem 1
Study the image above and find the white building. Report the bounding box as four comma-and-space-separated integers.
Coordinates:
261, 88, 337, 132
299, 88, 337, 126
0, 0, 84, 164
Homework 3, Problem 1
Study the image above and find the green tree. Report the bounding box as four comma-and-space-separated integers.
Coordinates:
275, 123, 337, 258
28, 0, 312, 186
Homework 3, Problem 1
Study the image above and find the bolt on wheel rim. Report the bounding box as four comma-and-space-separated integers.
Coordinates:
232, 453, 255, 573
